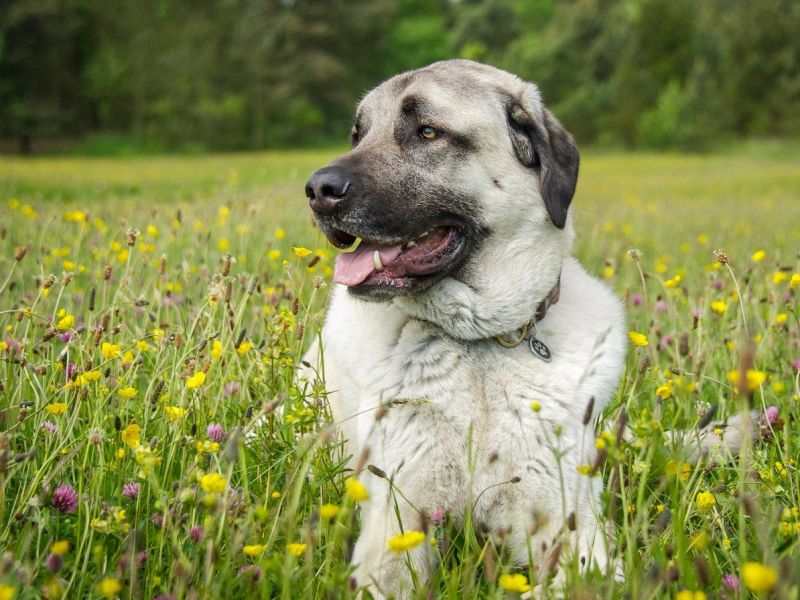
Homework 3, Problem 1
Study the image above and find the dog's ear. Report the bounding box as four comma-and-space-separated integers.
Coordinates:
507, 97, 579, 229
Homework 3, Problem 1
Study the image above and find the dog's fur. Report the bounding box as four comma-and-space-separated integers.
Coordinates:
298, 60, 627, 597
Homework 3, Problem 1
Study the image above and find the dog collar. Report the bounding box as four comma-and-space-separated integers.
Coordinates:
495, 275, 561, 361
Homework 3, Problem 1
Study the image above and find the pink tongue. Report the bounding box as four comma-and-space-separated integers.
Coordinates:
333, 243, 403, 286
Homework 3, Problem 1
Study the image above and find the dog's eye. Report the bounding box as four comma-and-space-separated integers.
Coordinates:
418, 126, 440, 140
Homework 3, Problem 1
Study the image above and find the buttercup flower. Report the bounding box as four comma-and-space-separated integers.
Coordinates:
741, 561, 777, 593
97, 577, 122, 598
498, 573, 532, 593
243, 544, 266, 557
121, 424, 141, 448
387, 530, 426, 552
696, 491, 716, 512
319, 503, 340, 521
186, 370, 206, 389
200, 472, 227, 493
628, 331, 648, 347
286, 543, 306, 556
345, 477, 369, 502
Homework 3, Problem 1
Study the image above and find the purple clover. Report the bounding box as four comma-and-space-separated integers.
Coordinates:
793, 357, 800, 372
189, 525, 203, 542
66, 363, 78, 379
237, 565, 262, 582
207, 423, 225, 442
223, 382, 241, 397
51, 484, 79, 513
430, 506, 445, 527
122, 481, 140, 500
721, 572, 739, 600
659, 335, 674, 350
654, 300, 669, 313
42, 421, 58, 434
46, 553, 63, 573
151, 512, 164, 527
764, 406, 779, 425
630, 293, 643, 307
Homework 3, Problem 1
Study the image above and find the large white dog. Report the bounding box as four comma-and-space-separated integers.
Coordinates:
301, 60, 626, 597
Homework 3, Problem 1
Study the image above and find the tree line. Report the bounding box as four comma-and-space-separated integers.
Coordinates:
1, 0, 798, 153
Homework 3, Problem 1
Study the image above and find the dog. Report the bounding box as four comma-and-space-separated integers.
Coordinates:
297, 59, 627, 597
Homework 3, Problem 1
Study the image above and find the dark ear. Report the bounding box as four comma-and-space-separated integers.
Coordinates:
507, 103, 579, 229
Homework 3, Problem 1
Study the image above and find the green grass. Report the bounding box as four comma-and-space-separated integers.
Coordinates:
0, 146, 798, 599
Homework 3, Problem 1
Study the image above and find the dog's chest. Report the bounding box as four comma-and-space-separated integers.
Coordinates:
329, 308, 587, 446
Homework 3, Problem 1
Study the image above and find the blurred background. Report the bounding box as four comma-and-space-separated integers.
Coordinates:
1, 0, 799, 155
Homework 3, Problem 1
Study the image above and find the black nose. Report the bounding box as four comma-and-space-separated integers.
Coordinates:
305, 166, 352, 214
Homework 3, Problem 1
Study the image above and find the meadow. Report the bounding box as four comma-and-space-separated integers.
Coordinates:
0, 145, 799, 599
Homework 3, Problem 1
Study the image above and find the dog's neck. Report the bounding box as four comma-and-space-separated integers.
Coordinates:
494, 274, 560, 348
393, 262, 564, 342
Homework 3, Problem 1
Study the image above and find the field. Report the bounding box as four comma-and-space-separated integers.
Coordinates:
0, 146, 799, 599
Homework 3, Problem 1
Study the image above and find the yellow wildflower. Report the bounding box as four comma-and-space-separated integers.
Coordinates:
274, 227, 286, 239
211, 340, 223, 359
51, 540, 70, 555
387, 530, 426, 552
664, 274, 681, 288
345, 477, 369, 502
530, 401, 541, 412
775, 313, 788, 325
741, 561, 777, 593
118, 386, 137, 400
217, 238, 230, 251
498, 573, 532, 593
319, 504, 340, 521
56, 309, 74, 330
271, 490, 281, 499
186, 370, 206, 389
772, 271, 788, 284
237, 341, 253, 356
0, 585, 15, 600
286, 543, 307, 556
243, 544, 266, 557
120, 424, 141, 449
675, 591, 706, 600
146, 225, 159, 237
121, 350, 134, 365
791, 273, 800, 288
101, 342, 120, 359
45, 402, 68, 415
727, 369, 767, 391
656, 383, 673, 400
710, 300, 727, 314
97, 578, 121, 598
267, 249, 281, 261
293, 246, 313, 258
751, 250, 766, 262
696, 491, 716, 512
164, 406, 186, 421
628, 331, 648, 347
200, 472, 227, 493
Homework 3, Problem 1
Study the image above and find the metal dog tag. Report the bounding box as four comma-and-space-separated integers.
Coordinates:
529, 335, 552, 362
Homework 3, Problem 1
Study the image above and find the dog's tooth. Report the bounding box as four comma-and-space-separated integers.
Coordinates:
373, 250, 383, 271
418, 231, 429, 239
406, 240, 416, 248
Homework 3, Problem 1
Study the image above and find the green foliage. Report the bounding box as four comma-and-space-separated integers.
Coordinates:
0, 0, 799, 152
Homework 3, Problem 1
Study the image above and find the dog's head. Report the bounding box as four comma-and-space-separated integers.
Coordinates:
305, 60, 579, 337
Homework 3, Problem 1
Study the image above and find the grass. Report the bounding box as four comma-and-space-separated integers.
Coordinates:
0, 146, 799, 599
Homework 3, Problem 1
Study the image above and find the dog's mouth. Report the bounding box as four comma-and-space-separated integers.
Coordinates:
328, 225, 466, 294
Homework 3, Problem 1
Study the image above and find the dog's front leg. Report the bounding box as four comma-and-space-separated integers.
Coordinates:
351, 481, 434, 599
